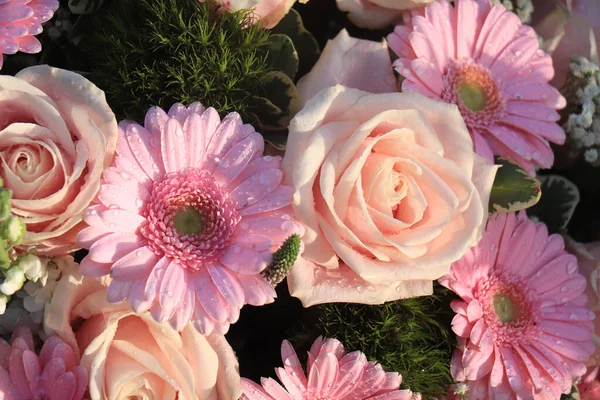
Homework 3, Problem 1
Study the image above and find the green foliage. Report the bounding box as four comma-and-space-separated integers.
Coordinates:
69, 0, 105, 15
294, 285, 457, 398
489, 158, 541, 213
527, 175, 580, 234
79, 0, 296, 126
261, 234, 301, 286
263, 34, 298, 80
561, 385, 580, 399
270, 9, 320, 78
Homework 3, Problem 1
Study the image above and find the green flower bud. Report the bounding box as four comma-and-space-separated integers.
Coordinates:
261, 234, 301, 286
1, 215, 26, 245
0, 189, 12, 222
0, 240, 11, 270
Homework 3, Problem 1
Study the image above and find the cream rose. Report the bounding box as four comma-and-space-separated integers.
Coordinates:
336, 0, 433, 29
0, 65, 118, 255
45, 268, 242, 400
283, 86, 498, 306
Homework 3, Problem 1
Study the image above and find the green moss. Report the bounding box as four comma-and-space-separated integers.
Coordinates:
80, 0, 273, 122
294, 284, 457, 398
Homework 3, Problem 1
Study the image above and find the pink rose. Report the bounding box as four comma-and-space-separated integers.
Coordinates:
532, 0, 600, 87
45, 267, 242, 399
297, 29, 397, 105
336, 0, 433, 29
567, 238, 600, 367
282, 86, 498, 306
0, 65, 118, 255
214, 0, 309, 28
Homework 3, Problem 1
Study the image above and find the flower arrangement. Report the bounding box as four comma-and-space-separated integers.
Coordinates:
1, 0, 600, 399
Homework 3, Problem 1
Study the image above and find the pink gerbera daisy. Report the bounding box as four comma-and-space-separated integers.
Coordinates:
241, 337, 420, 400
0, 327, 88, 400
0, 0, 59, 70
78, 103, 304, 335
439, 212, 595, 400
387, 0, 566, 174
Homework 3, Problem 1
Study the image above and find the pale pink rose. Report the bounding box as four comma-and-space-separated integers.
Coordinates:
567, 238, 600, 367
213, 0, 309, 28
0, 65, 118, 255
336, 0, 433, 29
45, 267, 242, 400
532, 0, 600, 87
282, 86, 498, 306
297, 29, 397, 105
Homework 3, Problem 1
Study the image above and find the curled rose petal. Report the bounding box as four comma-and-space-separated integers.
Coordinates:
297, 29, 397, 105
336, 0, 433, 29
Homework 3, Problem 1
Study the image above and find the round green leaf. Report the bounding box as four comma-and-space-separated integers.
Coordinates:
489, 158, 541, 213
270, 9, 320, 78
527, 175, 580, 233
264, 34, 299, 80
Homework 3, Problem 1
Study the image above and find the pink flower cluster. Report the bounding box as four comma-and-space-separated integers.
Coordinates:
0, 327, 87, 400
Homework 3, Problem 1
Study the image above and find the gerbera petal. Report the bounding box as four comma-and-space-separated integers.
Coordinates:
207, 264, 245, 309
190, 269, 229, 323
161, 118, 187, 173
239, 186, 294, 217
126, 123, 164, 181
157, 260, 187, 323
88, 232, 142, 264
230, 169, 283, 209
110, 246, 157, 281
260, 378, 293, 400
219, 246, 269, 275
214, 134, 261, 186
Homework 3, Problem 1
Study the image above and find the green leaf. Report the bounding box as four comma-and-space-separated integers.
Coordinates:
527, 175, 580, 233
251, 71, 300, 131
561, 386, 580, 400
270, 9, 320, 78
489, 158, 541, 213
264, 34, 299, 80
68, 0, 105, 15
262, 130, 288, 151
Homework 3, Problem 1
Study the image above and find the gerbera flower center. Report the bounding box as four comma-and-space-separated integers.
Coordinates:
492, 293, 521, 323
139, 169, 240, 267
441, 60, 506, 129
475, 272, 540, 344
172, 207, 205, 235
458, 82, 487, 111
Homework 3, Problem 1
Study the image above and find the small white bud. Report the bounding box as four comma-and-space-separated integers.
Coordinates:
19, 254, 45, 282
0, 268, 25, 295
0, 294, 7, 314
